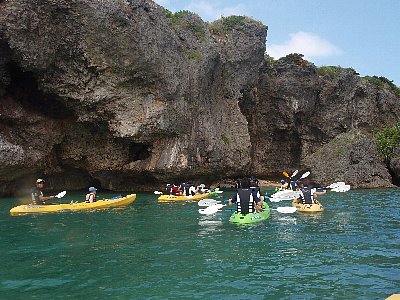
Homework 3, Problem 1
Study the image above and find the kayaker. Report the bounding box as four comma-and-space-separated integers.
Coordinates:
195, 184, 206, 194
85, 187, 97, 203
228, 178, 262, 214
31, 178, 57, 205
297, 180, 326, 204
249, 176, 265, 209
288, 178, 298, 191
171, 184, 182, 196
279, 179, 288, 190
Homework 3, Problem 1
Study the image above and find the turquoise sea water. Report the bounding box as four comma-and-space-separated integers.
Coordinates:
0, 188, 399, 299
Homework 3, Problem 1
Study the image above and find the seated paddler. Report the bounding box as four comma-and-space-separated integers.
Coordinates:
228, 178, 262, 214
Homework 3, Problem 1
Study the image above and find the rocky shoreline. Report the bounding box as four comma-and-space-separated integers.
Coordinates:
0, 0, 399, 196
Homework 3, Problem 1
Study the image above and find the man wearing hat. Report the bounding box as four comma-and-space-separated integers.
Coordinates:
85, 187, 97, 203
31, 179, 56, 205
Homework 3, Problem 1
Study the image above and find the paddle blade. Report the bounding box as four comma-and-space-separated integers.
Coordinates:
300, 171, 310, 179
282, 171, 289, 178
331, 185, 351, 192
199, 206, 220, 215
154, 191, 163, 194
198, 199, 220, 206
276, 207, 297, 214
326, 182, 346, 189
290, 170, 298, 178
55, 191, 66, 198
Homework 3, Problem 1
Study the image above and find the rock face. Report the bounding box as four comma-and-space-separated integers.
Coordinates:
0, 0, 399, 195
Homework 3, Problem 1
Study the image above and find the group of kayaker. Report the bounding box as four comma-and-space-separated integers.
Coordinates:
31, 178, 98, 205
278, 172, 326, 205
165, 182, 208, 196
30, 173, 325, 209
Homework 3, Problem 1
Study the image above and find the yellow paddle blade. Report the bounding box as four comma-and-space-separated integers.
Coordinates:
282, 171, 289, 178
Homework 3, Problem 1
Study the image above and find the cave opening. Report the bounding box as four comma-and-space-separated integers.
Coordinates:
128, 142, 151, 161
5, 61, 74, 119
386, 162, 400, 187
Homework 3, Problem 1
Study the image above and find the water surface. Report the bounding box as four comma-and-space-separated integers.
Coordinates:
0, 188, 399, 299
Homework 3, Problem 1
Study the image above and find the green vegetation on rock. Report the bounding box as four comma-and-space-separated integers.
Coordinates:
363, 76, 400, 95
278, 53, 312, 67
373, 121, 400, 161
317, 65, 359, 77
208, 16, 261, 34
221, 133, 230, 145
163, 9, 205, 38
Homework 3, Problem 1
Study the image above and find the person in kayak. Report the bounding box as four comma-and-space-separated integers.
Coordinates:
297, 180, 326, 204
288, 177, 298, 191
228, 178, 262, 214
249, 176, 265, 210
85, 187, 97, 203
31, 178, 56, 205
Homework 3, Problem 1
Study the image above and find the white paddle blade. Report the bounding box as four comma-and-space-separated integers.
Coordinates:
154, 191, 163, 195
276, 207, 297, 213
290, 170, 298, 178
300, 171, 310, 179
269, 198, 282, 203
331, 185, 351, 192
199, 206, 220, 215
326, 182, 346, 189
55, 191, 66, 198
198, 199, 220, 206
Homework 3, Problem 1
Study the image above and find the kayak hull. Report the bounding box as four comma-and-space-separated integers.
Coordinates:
229, 203, 270, 224
158, 192, 211, 202
292, 199, 324, 213
10, 194, 136, 214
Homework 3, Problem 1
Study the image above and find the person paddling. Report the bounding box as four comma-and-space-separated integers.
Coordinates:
31, 179, 57, 205
228, 178, 262, 214
297, 180, 326, 204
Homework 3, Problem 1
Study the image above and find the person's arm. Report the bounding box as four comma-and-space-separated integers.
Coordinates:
39, 194, 56, 201
313, 190, 327, 197
228, 194, 238, 206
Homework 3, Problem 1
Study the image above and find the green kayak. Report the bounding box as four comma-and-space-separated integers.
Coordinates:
229, 202, 270, 224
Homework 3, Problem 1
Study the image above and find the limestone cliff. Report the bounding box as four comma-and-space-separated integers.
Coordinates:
0, 0, 399, 195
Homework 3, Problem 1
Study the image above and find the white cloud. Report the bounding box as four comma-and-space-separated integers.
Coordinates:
186, 1, 248, 21
267, 31, 342, 60
153, 0, 170, 6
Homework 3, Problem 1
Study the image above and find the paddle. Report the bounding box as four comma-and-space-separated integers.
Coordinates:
198, 199, 221, 206
274, 207, 297, 214
55, 191, 66, 198
154, 191, 163, 195
282, 171, 289, 178
290, 170, 299, 178
198, 203, 225, 215
299, 171, 310, 180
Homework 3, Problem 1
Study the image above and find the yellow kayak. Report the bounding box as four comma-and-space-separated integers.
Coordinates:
10, 194, 136, 215
158, 192, 211, 202
292, 198, 324, 213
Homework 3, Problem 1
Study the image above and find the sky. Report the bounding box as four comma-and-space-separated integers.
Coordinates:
153, 0, 399, 87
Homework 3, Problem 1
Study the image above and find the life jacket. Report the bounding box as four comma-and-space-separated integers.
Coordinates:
31, 188, 44, 205
289, 180, 297, 191
299, 187, 313, 204
165, 184, 173, 195
85, 193, 96, 203
236, 188, 255, 215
